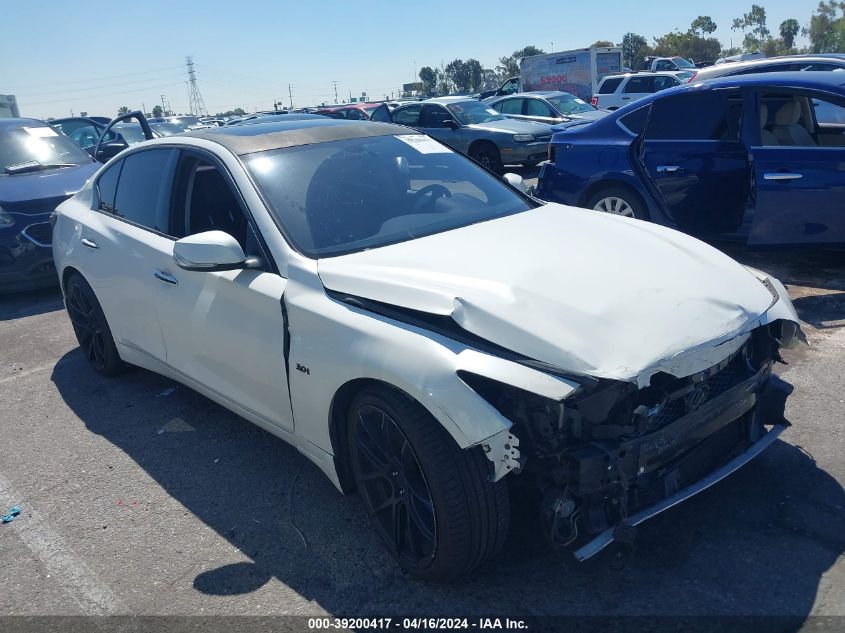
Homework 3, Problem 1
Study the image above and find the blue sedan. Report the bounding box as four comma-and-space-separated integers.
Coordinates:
536, 71, 845, 246
1, 118, 99, 292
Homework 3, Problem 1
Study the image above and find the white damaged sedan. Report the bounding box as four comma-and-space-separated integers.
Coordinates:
53, 118, 805, 581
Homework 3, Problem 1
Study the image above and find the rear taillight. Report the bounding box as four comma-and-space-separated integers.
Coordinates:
591, 96, 599, 107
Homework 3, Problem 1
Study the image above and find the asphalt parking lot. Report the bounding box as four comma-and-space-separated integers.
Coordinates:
0, 244, 843, 624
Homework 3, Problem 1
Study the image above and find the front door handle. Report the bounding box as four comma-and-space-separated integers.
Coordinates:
763, 172, 802, 181
656, 165, 681, 173
81, 238, 99, 249
153, 270, 178, 286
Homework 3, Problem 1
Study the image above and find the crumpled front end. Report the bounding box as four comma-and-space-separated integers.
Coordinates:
470, 314, 802, 560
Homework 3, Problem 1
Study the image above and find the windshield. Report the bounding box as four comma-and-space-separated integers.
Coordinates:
673, 57, 696, 69
446, 101, 505, 125
547, 94, 595, 115
112, 124, 149, 145
0, 124, 92, 172
246, 134, 533, 257
150, 123, 184, 137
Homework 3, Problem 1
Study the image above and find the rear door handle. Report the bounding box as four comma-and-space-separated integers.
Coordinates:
81, 238, 98, 249
763, 172, 802, 181
656, 165, 681, 173
153, 270, 178, 286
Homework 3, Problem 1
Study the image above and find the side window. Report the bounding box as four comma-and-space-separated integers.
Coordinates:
420, 105, 452, 128
653, 76, 679, 92
624, 77, 653, 93
618, 106, 650, 135
501, 78, 519, 94
393, 104, 422, 126
112, 149, 175, 232
598, 77, 624, 94
655, 60, 673, 71
498, 99, 523, 115
646, 93, 737, 141
525, 100, 553, 117
345, 108, 365, 120
170, 154, 256, 254
800, 63, 840, 72
96, 159, 123, 212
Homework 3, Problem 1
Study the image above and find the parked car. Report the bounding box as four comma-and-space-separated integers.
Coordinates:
389, 97, 554, 171
228, 113, 329, 126
53, 117, 803, 580
488, 91, 608, 125
690, 53, 845, 83
592, 72, 683, 110
52, 112, 157, 161
537, 72, 845, 247
640, 56, 697, 72
0, 118, 99, 291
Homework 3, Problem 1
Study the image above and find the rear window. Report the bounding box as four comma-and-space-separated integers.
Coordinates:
618, 106, 650, 135
646, 93, 737, 141
598, 77, 624, 94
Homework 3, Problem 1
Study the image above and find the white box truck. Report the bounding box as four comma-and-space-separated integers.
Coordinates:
481, 46, 624, 102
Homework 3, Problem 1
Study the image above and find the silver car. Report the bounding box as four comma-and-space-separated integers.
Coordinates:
693, 54, 845, 82
488, 91, 608, 125
390, 97, 555, 171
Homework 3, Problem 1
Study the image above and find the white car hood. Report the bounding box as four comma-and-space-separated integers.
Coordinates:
317, 203, 784, 386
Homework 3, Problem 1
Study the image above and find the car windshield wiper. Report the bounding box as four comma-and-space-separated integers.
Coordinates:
4, 161, 79, 175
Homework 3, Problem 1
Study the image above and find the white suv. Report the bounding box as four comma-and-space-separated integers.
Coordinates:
592, 72, 683, 110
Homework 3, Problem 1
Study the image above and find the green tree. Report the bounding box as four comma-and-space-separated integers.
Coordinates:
732, 4, 770, 51
653, 30, 721, 63
806, 1, 845, 53
445, 59, 471, 93
779, 18, 801, 49
151, 105, 163, 118
419, 66, 438, 96
465, 59, 484, 92
592, 40, 615, 47
621, 32, 650, 68
690, 16, 718, 36
117, 106, 130, 115
497, 45, 545, 77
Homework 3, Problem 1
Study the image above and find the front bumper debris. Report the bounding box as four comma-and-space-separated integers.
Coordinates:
573, 423, 786, 561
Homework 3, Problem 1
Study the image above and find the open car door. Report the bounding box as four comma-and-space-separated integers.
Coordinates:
748, 88, 845, 246
92, 111, 155, 163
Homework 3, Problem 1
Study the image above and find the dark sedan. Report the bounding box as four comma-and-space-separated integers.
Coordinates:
0, 118, 99, 291
537, 72, 845, 247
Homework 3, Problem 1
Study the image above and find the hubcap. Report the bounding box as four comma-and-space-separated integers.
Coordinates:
67, 285, 107, 371
353, 404, 436, 566
593, 196, 635, 217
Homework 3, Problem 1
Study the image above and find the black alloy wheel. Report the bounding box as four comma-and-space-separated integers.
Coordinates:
65, 273, 123, 376
352, 403, 437, 568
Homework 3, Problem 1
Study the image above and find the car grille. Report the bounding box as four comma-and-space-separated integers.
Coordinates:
642, 346, 752, 432
22, 222, 53, 247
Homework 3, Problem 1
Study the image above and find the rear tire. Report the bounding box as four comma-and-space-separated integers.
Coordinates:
65, 273, 124, 376
469, 142, 504, 175
586, 186, 648, 220
348, 385, 510, 582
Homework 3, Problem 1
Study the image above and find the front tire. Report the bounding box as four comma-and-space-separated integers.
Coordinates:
348, 386, 509, 582
65, 273, 124, 376
469, 142, 504, 175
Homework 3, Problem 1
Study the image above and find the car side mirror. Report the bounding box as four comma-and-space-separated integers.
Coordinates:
503, 172, 527, 193
443, 119, 459, 129
173, 230, 249, 272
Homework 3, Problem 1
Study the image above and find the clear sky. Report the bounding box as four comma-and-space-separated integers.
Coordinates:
2, 0, 822, 118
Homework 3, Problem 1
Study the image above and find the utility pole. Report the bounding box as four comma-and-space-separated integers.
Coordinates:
332, 80, 339, 104
185, 56, 208, 116
288, 84, 294, 109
